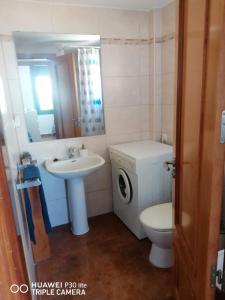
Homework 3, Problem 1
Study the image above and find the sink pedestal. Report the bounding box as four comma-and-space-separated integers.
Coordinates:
67, 177, 89, 235
45, 154, 105, 236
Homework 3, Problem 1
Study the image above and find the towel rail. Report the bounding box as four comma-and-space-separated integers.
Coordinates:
16, 161, 40, 190
16, 179, 41, 190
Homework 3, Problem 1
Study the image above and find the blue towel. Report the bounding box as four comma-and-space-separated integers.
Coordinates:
24, 188, 36, 243
23, 165, 52, 244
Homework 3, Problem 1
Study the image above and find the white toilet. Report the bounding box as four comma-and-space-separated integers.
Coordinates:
140, 202, 173, 268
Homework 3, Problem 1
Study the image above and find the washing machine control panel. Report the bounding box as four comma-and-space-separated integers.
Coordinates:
109, 151, 136, 173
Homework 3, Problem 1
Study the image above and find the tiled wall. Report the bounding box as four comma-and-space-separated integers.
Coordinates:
161, 2, 176, 145
0, 0, 155, 227
0, 0, 176, 227
147, 2, 176, 144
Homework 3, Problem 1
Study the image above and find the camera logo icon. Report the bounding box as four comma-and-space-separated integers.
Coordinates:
10, 284, 29, 294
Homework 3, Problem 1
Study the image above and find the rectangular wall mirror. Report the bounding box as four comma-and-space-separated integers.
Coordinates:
13, 32, 105, 142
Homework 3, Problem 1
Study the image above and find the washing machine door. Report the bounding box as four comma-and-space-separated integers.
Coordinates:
117, 168, 133, 204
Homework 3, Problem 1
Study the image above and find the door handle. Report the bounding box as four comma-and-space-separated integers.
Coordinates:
220, 110, 225, 144
72, 118, 81, 127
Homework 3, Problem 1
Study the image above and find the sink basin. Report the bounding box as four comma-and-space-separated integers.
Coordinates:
45, 154, 105, 179
45, 153, 105, 236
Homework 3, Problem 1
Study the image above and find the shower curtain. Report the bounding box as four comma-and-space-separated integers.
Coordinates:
77, 48, 105, 136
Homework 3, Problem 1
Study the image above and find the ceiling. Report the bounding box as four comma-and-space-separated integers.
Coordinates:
33, 0, 173, 11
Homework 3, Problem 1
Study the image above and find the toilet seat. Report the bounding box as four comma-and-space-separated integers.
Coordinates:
140, 203, 173, 232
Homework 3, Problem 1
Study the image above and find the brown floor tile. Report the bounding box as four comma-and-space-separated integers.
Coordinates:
36, 213, 174, 300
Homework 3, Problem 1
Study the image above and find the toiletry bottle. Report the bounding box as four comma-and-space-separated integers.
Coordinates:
20, 152, 32, 166
79, 144, 88, 157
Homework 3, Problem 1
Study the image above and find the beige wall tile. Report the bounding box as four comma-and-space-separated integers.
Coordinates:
162, 73, 175, 105
162, 1, 176, 36
0, 41, 13, 116
154, 74, 162, 105
140, 76, 152, 105
149, 75, 155, 104
154, 43, 162, 75
149, 44, 154, 76
0, 0, 53, 34
140, 131, 153, 141
105, 106, 141, 136
8, 79, 24, 114
99, 9, 140, 39
162, 39, 175, 74
140, 105, 150, 132
52, 4, 99, 34
101, 44, 140, 77
139, 11, 152, 39
140, 45, 150, 76
153, 103, 162, 135
106, 132, 141, 146
152, 131, 162, 142
153, 8, 162, 39
162, 104, 174, 135
85, 162, 111, 193
103, 76, 140, 107
149, 10, 154, 39
149, 104, 154, 132
86, 188, 113, 217
2, 38, 19, 80
158, 2, 176, 146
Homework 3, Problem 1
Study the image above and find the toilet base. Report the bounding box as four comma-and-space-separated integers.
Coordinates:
149, 244, 174, 268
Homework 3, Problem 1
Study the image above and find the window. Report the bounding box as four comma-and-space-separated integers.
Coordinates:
31, 65, 54, 114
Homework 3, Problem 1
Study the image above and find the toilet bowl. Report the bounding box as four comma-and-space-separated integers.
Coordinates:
140, 202, 173, 268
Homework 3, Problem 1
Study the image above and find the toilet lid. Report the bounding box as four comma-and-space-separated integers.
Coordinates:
140, 203, 173, 231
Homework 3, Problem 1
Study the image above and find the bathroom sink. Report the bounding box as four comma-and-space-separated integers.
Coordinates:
45, 154, 105, 180
44, 153, 105, 236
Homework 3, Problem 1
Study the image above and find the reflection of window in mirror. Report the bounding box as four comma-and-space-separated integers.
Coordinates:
30, 65, 54, 114
18, 62, 56, 142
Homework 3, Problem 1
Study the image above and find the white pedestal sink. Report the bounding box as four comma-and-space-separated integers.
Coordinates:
45, 154, 105, 235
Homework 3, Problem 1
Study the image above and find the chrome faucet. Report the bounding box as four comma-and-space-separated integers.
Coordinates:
67, 146, 80, 158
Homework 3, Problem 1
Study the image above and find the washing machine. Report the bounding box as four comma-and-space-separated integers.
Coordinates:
109, 140, 173, 239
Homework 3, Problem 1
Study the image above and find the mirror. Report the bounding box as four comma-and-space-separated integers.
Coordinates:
13, 32, 105, 142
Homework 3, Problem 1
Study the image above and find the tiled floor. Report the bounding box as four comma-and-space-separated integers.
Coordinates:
37, 213, 174, 300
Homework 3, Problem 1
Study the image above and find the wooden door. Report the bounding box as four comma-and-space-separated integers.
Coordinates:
175, 0, 225, 300
54, 53, 81, 138
0, 146, 30, 299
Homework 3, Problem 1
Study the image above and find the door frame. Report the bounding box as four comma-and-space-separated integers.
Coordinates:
0, 144, 30, 299
174, 0, 225, 299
